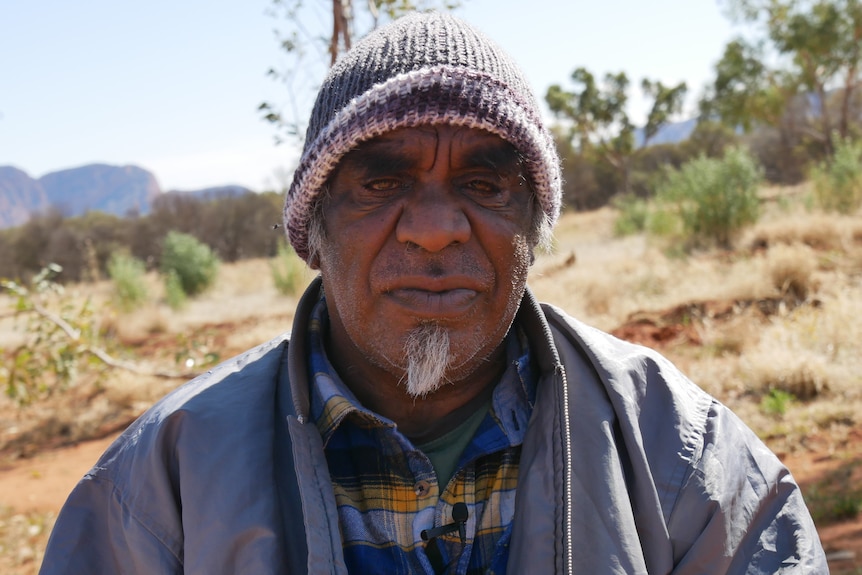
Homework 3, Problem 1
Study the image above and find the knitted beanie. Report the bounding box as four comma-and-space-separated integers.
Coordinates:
284, 11, 562, 261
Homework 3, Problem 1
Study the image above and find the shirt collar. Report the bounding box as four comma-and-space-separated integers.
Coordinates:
307, 296, 536, 448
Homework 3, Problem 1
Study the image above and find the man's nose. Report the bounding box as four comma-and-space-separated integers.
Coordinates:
395, 186, 471, 252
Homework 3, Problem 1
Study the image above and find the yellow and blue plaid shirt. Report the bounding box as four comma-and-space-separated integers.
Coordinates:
308, 298, 537, 575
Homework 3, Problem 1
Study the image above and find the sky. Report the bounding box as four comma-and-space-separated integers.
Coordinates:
0, 0, 737, 192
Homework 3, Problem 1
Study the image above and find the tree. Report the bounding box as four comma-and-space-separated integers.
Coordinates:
641, 79, 689, 147
546, 67, 686, 200
260, 0, 466, 144
699, 38, 789, 131
708, 0, 862, 154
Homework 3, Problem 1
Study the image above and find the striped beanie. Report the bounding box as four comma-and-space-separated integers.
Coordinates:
284, 11, 562, 261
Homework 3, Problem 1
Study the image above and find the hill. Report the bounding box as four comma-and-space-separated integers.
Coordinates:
0, 164, 252, 229
634, 117, 697, 148
0, 167, 50, 229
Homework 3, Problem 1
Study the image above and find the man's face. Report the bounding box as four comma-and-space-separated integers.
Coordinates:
317, 125, 536, 393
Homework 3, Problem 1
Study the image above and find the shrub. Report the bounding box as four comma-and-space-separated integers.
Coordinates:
159, 231, 219, 298
767, 243, 818, 301
270, 241, 309, 296
0, 265, 107, 404
107, 252, 149, 312
653, 147, 762, 249
760, 388, 795, 417
811, 136, 862, 213
163, 270, 187, 310
804, 464, 862, 524
612, 195, 649, 237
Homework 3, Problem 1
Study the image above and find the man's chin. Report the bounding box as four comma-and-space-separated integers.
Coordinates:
402, 324, 452, 398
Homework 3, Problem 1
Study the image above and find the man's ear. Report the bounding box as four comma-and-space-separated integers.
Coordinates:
307, 253, 321, 270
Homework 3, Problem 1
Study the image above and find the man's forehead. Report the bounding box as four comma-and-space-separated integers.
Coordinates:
342, 125, 521, 168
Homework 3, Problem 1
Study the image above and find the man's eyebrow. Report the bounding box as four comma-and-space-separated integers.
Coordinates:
462, 143, 523, 175
341, 143, 416, 176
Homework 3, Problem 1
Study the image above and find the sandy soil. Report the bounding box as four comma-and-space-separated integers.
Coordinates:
2, 207, 860, 573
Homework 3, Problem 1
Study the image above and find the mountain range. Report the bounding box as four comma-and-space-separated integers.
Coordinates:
0, 164, 252, 229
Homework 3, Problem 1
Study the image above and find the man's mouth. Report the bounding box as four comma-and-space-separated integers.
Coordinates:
385, 286, 480, 318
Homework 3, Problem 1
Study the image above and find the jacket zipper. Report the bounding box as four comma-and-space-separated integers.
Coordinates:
558, 364, 574, 574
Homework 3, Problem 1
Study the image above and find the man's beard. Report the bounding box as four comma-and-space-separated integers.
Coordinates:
403, 323, 452, 398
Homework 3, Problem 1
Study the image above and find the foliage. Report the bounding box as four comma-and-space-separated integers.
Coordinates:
270, 241, 309, 296
107, 252, 149, 312
0, 265, 107, 405
198, 193, 284, 262
164, 270, 188, 310
159, 231, 220, 298
261, 0, 467, 143
707, 0, 862, 158
699, 38, 787, 131
546, 68, 635, 155
811, 136, 862, 212
172, 332, 221, 371
640, 79, 689, 147
804, 462, 862, 524
760, 388, 796, 417
681, 121, 740, 159
0, 192, 283, 284
652, 147, 762, 248
547, 66, 686, 199
612, 195, 650, 236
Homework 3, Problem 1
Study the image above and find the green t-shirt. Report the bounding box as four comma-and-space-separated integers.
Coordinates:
416, 400, 491, 489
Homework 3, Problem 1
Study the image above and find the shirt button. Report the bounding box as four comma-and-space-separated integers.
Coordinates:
414, 480, 431, 498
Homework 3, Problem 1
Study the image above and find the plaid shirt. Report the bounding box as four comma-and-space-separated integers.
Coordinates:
308, 298, 537, 575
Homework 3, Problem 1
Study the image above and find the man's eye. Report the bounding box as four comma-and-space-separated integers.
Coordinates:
365, 178, 402, 191
465, 179, 501, 195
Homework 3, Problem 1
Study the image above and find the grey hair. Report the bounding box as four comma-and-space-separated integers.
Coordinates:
306, 187, 329, 269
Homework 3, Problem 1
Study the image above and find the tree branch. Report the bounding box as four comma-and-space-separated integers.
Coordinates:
25, 303, 198, 380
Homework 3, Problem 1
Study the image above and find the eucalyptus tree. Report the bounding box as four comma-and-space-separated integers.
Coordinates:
546, 67, 686, 198
260, 0, 466, 144
705, 0, 862, 154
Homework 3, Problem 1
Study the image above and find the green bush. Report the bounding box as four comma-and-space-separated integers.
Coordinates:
107, 252, 148, 312
164, 269, 188, 310
812, 136, 862, 213
653, 147, 762, 249
1, 264, 107, 405
804, 464, 862, 524
612, 194, 650, 236
159, 231, 219, 298
760, 388, 795, 418
270, 241, 308, 296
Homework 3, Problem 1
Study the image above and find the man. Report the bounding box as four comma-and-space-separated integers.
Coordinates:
41, 12, 826, 575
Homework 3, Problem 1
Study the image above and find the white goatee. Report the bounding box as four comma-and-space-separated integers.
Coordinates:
403, 324, 452, 398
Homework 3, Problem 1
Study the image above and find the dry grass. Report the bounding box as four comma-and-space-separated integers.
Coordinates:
3, 195, 859, 449
531, 196, 862, 447
766, 243, 819, 300
2, 187, 862, 571
745, 210, 855, 252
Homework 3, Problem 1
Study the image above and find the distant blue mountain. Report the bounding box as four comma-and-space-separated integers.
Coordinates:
0, 164, 254, 229
634, 117, 698, 148
0, 166, 51, 228
39, 164, 161, 219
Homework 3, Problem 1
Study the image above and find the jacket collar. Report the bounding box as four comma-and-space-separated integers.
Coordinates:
286, 277, 563, 422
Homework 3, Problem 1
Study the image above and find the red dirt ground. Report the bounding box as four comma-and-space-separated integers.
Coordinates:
1, 429, 858, 572
1, 301, 859, 573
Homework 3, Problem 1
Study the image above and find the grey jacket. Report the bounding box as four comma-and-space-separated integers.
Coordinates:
41, 279, 827, 574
